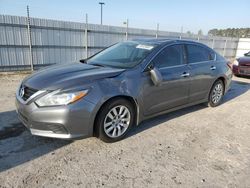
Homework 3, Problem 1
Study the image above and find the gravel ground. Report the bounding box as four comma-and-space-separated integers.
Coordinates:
0, 73, 250, 188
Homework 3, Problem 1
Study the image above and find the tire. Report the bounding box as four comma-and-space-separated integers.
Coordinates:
95, 98, 135, 143
207, 79, 224, 107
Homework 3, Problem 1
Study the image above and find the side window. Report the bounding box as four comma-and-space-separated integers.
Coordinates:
186, 44, 213, 64
152, 45, 183, 68
209, 51, 215, 61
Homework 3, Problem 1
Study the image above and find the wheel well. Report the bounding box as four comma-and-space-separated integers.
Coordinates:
93, 96, 138, 136
207, 77, 226, 102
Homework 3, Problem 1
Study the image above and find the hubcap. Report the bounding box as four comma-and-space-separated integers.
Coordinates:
211, 83, 223, 104
104, 105, 131, 138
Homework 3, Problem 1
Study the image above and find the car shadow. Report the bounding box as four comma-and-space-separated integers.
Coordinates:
222, 79, 250, 103
235, 75, 250, 79
0, 110, 71, 172
128, 104, 206, 138
128, 79, 250, 138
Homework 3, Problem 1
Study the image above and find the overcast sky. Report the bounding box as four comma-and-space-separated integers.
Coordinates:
0, 0, 249, 34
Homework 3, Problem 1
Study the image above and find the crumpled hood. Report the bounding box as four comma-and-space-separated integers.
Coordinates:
23, 63, 125, 90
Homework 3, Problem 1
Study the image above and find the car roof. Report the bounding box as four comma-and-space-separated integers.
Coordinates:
132, 38, 204, 46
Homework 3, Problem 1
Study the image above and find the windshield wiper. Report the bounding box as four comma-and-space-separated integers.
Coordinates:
90, 63, 105, 67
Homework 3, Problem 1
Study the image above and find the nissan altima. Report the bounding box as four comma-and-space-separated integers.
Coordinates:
16, 39, 232, 142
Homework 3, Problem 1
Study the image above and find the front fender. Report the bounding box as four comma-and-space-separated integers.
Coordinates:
85, 75, 142, 135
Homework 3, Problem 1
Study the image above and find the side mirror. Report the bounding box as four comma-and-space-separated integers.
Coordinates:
79, 59, 86, 63
149, 66, 163, 86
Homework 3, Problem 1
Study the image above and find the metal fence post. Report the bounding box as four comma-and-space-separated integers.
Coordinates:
212, 38, 215, 49
223, 39, 227, 57
26, 6, 33, 71
234, 37, 240, 58
125, 19, 128, 41
179, 26, 183, 39
85, 14, 88, 59
155, 23, 159, 38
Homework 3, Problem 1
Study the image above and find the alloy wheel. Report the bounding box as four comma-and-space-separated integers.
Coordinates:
211, 83, 223, 104
103, 105, 131, 138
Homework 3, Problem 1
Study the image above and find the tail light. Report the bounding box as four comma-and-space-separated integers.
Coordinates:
233, 59, 239, 66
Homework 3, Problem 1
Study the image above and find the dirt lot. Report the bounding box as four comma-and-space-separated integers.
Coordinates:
0, 74, 250, 188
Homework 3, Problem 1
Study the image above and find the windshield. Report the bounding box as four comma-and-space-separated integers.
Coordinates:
87, 41, 157, 68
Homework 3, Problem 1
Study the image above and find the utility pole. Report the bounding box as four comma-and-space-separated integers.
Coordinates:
26, 5, 33, 71
99, 2, 105, 25
85, 14, 88, 59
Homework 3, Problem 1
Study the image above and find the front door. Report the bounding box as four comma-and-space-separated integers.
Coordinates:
142, 44, 190, 116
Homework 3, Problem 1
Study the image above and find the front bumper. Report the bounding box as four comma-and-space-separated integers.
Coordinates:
15, 96, 96, 139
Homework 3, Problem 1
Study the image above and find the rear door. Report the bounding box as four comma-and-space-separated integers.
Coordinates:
185, 44, 217, 103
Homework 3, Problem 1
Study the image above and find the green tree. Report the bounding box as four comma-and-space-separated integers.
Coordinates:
208, 28, 250, 38
198, 29, 203, 36
186, 31, 192, 36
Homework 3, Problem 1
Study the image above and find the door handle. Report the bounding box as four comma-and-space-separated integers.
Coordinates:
210, 66, 216, 70
181, 72, 190, 77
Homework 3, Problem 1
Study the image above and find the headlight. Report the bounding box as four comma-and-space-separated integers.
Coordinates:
233, 59, 239, 66
35, 89, 88, 107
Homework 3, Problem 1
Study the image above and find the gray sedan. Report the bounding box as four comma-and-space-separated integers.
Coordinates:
16, 39, 232, 142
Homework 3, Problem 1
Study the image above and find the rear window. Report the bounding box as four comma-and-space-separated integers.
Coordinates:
186, 44, 214, 63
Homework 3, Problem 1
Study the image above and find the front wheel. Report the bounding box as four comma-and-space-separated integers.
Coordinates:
207, 79, 224, 107
96, 98, 135, 142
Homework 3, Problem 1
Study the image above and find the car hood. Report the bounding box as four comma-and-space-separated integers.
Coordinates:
23, 63, 125, 90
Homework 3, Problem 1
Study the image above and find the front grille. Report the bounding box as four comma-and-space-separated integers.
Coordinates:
20, 85, 38, 101
240, 63, 250, 67
239, 67, 250, 75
